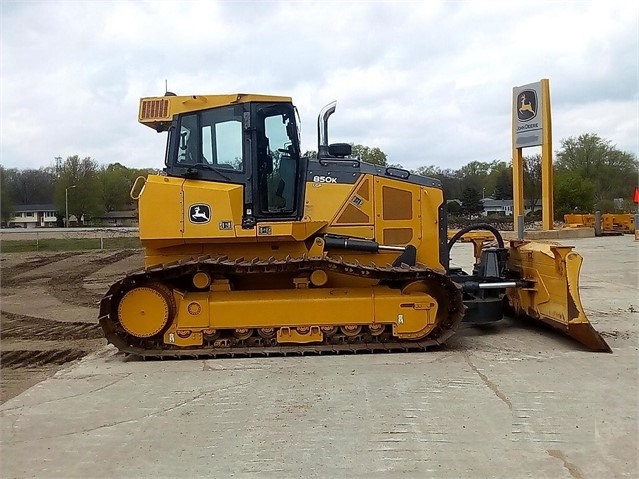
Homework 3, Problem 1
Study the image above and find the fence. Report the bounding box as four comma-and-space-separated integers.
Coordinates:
0, 227, 141, 253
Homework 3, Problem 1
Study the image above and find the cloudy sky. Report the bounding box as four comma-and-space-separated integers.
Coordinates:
1, 0, 637, 172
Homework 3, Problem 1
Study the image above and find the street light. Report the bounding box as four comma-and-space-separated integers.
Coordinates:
65, 185, 76, 228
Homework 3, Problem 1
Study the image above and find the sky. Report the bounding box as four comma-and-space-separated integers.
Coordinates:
1, 0, 637, 173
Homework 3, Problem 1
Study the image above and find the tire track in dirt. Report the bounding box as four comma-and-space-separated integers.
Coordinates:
48, 249, 139, 307
1, 312, 102, 340
1, 250, 139, 307
1, 349, 87, 368
0, 252, 77, 285
0, 250, 137, 404
0, 311, 106, 404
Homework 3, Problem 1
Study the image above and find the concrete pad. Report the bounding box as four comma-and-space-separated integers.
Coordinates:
1, 236, 637, 478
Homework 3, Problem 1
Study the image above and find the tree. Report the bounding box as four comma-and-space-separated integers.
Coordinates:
523, 154, 542, 210
446, 200, 463, 216
350, 144, 387, 166
488, 161, 513, 200
493, 170, 513, 200
554, 171, 596, 218
302, 144, 389, 166
413, 165, 463, 200
413, 165, 442, 178
458, 160, 491, 194
556, 134, 638, 203
458, 160, 492, 179
460, 187, 484, 218
0, 166, 14, 224
54, 155, 102, 224
3, 167, 56, 205
99, 163, 135, 212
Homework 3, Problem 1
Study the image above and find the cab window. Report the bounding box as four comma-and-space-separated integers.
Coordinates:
258, 112, 298, 214
175, 107, 244, 171
177, 114, 198, 165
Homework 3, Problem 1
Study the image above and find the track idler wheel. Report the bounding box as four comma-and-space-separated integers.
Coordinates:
117, 282, 175, 338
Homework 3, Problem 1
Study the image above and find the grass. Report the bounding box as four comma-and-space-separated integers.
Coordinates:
0, 237, 142, 253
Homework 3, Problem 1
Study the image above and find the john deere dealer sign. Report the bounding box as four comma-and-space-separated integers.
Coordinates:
513, 81, 544, 147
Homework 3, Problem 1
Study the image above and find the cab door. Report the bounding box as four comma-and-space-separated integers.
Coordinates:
252, 104, 305, 222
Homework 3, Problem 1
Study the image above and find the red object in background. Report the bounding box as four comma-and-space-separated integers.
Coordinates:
634, 186, 639, 204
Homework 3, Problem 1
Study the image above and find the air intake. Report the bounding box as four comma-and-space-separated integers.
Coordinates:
140, 98, 169, 120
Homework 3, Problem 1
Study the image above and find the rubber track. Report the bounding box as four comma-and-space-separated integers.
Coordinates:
99, 255, 465, 359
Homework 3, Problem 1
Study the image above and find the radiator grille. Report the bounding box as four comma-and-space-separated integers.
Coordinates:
140, 99, 169, 119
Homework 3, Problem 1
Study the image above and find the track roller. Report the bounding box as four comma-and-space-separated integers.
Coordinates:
368, 324, 385, 336
341, 325, 362, 337
234, 328, 253, 340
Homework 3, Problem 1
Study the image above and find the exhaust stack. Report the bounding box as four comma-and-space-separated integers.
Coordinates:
317, 101, 337, 158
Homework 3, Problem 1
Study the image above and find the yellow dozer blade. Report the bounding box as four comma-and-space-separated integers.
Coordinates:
505, 240, 612, 352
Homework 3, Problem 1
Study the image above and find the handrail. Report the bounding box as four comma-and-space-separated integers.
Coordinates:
130, 176, 147, 200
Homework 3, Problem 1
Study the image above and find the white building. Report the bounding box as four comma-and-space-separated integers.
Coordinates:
11, 204, 58, 228
481, 198, 513, 216
480, 198, 542, 217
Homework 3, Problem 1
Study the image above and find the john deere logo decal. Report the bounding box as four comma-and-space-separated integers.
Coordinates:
517, 90, 537, 121
189, 204, 211, 224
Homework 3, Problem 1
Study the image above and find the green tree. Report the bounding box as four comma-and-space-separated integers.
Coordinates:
413, 165, 463, 200
3, 167, 56, 205
458, 160, 491, 193
556, 134, 638, 203
446, 200, 463, 216
460, 187, 484, 218
0, 166, 14, 224
487, 161, 513, 200
493, 171, 513, 200
99, 163, 135, 212
54, 155, 102, 225
440, 169, 463, 200
350, 144, 387, 166
554, 171, 596, 218
413, 165, 442, 178
303, 145, 389, 166
523, 154, 542, 210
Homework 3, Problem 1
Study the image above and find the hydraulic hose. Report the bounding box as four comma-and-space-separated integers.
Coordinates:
446, 223, 505, 253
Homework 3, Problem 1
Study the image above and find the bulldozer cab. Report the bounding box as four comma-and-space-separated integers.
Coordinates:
161, 98, 305, 224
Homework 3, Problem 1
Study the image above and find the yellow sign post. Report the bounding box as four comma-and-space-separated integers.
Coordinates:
512, 79, 554, 233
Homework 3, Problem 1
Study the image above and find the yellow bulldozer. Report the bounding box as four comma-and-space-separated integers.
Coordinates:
98, 92, 611, 357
